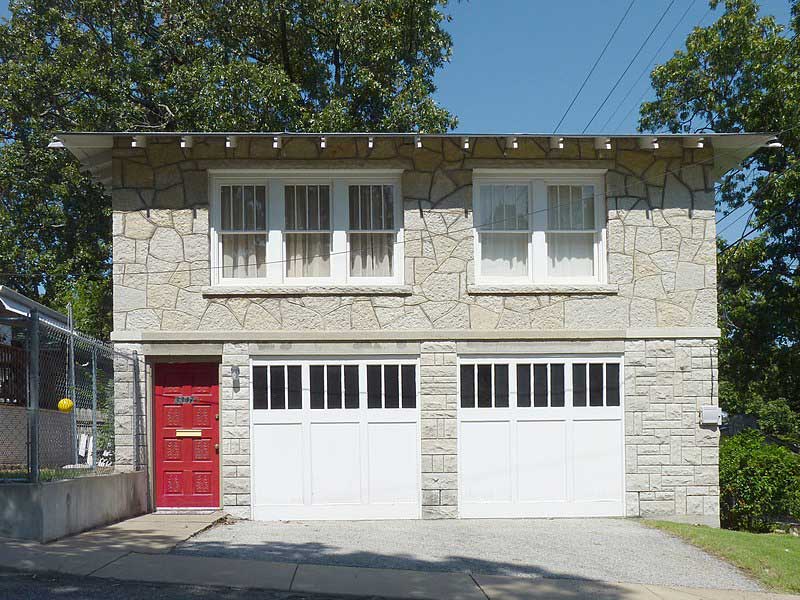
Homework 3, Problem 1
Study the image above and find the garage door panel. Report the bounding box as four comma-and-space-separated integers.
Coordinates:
252, 361, 420, 520
461, 421, 511, 503
367, 422, 418, 504
252, 423, 304, 506
459, 358, 624, 518
310, 422, 361, 505
517, 420, 567, 502
573, 419, 623, 502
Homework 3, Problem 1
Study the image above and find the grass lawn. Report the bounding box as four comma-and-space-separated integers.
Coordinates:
644, 520, 800, 593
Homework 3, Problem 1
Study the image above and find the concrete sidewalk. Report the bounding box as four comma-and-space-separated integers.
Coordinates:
1, 513, 798, 600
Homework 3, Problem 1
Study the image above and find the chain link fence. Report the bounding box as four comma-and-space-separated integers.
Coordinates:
0, 309, 145, 483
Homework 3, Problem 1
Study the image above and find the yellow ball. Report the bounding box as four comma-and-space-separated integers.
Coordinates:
58, 398, 74, 413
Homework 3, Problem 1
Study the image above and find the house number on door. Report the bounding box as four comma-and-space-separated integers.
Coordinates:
174, 396, 196, 404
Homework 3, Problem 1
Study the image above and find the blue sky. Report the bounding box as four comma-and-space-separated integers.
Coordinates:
0, 0, 792, 239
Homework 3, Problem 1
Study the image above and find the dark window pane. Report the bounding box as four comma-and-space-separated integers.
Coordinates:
367, 365, 382, 408
551, 364, 565, 407
344, 365, 359, 408
516, 364, 531, 407
460, 364, 475, 408
310, 365, 325, 409
269, 365, 285, 410
606, 363, 620, 406
477, 364, 492, 407
573, 364, 587, 407
327, 365, 342, 409
287, 366, 302, 409
384, 365, 400, 408
533, 364, 548, 407
401, 365, 416, 408
589, 363, 604, 406
494, 365, 509, 407
252, 366, 267, 409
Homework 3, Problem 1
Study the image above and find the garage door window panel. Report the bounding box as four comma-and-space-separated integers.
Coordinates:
251, 359, 420, 520
458, 355, 624, 518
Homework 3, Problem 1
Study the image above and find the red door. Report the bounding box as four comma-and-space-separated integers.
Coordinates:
154, 363, 220, 508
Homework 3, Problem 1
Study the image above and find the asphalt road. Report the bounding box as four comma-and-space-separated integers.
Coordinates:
0, 568, 384, 600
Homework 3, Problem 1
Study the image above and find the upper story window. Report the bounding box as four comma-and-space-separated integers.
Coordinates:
473, 170, 607, 285
210, 171, 403, 286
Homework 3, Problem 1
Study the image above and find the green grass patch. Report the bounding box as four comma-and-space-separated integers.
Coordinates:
644, 520, 800, 593
0, 467, 110, 482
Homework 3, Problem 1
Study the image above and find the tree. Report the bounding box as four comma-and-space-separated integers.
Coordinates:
639, 0, 800, 441
0, 0, 457, 337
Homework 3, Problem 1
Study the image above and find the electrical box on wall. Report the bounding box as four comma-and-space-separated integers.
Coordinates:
699, 405, 724, 426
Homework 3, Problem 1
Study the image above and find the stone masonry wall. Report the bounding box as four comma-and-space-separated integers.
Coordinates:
109, 135, 721, 520
420, 341, 459, 518
112, 342, 147, 474
624, 338, 720, 525
220, 343, 251, 516
111, 136, 717, 334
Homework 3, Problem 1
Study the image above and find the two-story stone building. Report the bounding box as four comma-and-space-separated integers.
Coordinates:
55, 131, 772, 526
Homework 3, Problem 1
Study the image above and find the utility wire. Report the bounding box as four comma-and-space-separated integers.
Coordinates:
582, 0, 677, 133
601, 0, 697, 131
552, 0, 637, 133
612, 5, 713, 132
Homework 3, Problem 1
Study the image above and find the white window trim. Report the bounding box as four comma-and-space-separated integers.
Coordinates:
472, 169, 608, 286
209, 170, 404, 287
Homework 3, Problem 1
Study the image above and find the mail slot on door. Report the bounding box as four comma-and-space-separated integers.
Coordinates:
175, 429, 202, 438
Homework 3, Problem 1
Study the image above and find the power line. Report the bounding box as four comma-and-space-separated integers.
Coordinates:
582, 0, 677, 133
611, 5, 713, 132
600, 0, 698, 132
552, 0, 637, 133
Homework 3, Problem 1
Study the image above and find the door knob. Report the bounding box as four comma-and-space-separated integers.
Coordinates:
214, 443, 219, 452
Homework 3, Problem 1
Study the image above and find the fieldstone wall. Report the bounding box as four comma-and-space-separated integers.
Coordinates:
624, 337, 720, 525
111, 136, 717, 334
112, 342, 147, 474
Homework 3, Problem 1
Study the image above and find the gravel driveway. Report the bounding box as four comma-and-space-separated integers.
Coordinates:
176, 518, 761, 591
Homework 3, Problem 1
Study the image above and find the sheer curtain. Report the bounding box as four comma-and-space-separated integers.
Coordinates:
219, 184, 268, 279
286, 233, 331, 277
547, 185, 596, 279
348, 184, 395, 278
285, 184, 332, 278
478, 184, 529, 277
350, 233, 393, 277
222, 234, 267, 278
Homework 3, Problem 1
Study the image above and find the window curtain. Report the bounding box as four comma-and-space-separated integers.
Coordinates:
547, 232, 594, 277
286, 233, 331, 277
350, 233, 393, 277
222, 234, 267, 278
480, 233, 528, 277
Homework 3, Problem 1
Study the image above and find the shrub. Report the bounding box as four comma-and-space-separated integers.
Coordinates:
720, 431, 800, 532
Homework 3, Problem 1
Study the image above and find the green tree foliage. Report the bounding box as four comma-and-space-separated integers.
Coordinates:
639, 0, 800, 441
720, 431, 800, 531
0, 0, 457, 337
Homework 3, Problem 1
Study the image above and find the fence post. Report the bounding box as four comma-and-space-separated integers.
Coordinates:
67, 304, 78, 465
28, 309, 40, 483
132, 350, 140, 471
91, 346, 98, 470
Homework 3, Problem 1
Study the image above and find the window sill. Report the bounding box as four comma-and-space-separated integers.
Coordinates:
202, 285, 413, 297
467, 283, 618, 295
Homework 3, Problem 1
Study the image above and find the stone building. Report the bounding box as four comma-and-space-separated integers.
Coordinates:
56, 131, 771, 525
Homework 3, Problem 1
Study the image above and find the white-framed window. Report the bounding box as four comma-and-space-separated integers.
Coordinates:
472, 170, 607, 284
209, 170, 403, 286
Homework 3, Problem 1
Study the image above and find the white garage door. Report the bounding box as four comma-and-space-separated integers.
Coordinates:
458, 357, 624, 518
250, 359, 420, 520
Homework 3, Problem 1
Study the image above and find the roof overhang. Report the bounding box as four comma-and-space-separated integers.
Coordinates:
0, 286, 69, 330
49, 131, 777, 191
